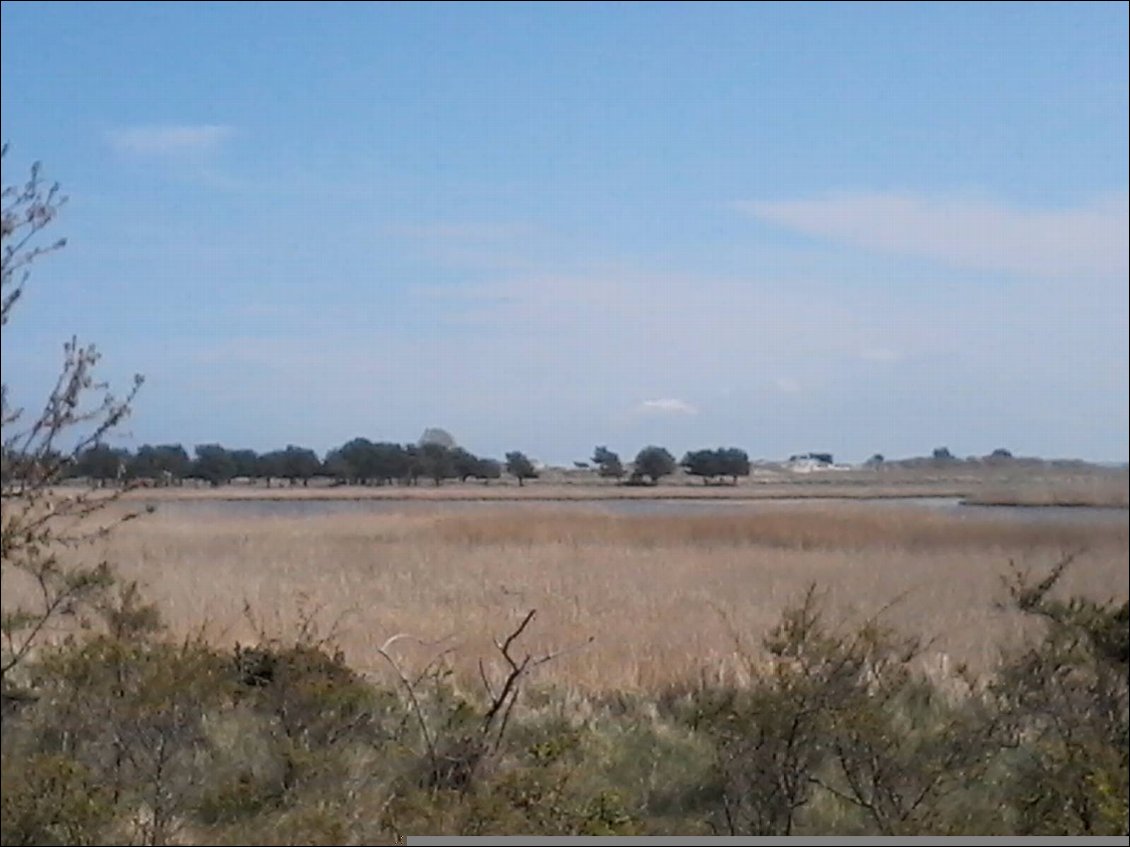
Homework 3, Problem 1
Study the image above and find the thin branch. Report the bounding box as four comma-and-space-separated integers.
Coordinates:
495, 609, 537, 666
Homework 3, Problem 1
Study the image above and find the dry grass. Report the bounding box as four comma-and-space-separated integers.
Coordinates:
428, 506, 1127, 552
964, 471, 1129, 508
5, 503, 1126, 695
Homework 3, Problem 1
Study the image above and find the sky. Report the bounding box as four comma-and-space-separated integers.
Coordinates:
2, 1, 1127, 465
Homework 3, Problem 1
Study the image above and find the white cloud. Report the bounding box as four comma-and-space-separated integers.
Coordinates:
637, 398, 699, 415
737, 192, 1129, 278
773, 377, 802, 394
106, 124, 233, 156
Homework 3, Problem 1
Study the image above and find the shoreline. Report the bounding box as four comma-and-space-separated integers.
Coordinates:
960, 498, 1129, 510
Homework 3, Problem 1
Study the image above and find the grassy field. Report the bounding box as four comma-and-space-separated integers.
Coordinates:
27, 501, 1123, 694
4, 498, 1127, 839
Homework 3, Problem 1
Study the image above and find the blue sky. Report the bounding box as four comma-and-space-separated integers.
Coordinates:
2, 2, 1127, 464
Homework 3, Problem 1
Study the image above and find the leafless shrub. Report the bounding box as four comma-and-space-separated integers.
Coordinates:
2, 148, 143, 685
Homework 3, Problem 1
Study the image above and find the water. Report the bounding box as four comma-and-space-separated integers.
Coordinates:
149, 495, 1128, 526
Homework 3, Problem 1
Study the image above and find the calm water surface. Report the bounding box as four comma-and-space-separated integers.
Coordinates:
152, 496, 1128, 526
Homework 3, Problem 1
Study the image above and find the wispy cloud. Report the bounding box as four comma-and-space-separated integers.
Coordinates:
106, 124, 234, 156
636, 398, 699, 416
737, 192, 1129, 278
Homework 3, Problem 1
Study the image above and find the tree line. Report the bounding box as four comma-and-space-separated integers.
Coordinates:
48, 441, 525, 488
34, 441, 756, 488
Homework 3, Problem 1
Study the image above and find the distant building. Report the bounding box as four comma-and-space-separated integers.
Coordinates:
788, 452, 834, 466
786, 452, 849, 473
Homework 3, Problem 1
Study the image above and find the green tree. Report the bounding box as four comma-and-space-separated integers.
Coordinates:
994, 558, 1129, 834
451, 447, 482, 482
401, 443, 425, 486
192, 444, 236, 487
505, 451, 538, 487
420, 442, 454, 486
321, 448, 352, 484
256, 449, 286, 484
475, 457, 503, 484
129, 444, 191, 484
229, 448, 259, 480
368, 442, 407, 485
281, 445, 321, 486
986, 448, 1014, 466
632, 446, 675, 485
336, 437, 377, 484
716, 447, 750, 484
260, 445, 320, 487
681, 449, 722, 484
73, 444, 130, 486
591, 446, 624, 480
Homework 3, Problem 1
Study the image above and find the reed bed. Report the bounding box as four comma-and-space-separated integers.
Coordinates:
5, 503, 1115, 694
964, 471, 1129, 508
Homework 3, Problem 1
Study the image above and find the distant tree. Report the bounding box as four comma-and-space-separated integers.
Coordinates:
322, 449, 352, 485
229, 448, 259, 480
716, 447, 751, 484
3, 447, 63, 486
451, 447, 482, 482
505, 451, 538, 486
681, 449, 722, 484
475, 457, 503, 484
865, 453, 885, 467
193, 444, 236, 487
990, 448, 1013, 459
633, 445, 676, 485
279, 445, 320, 486
932, 446, 955, 463
74, 444, 130, 486
401, 443, 424, 486
592, 445, 615, 465
129, 444, 191, 484
573, 461, 590, 469
257, 449, 286, 485
592, 446, 624, 480
681, 448, 749, 484
329, 438, 413, 485
370, 442, 408, 485
336, 437, 377, 484
420, 442, 454, 486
